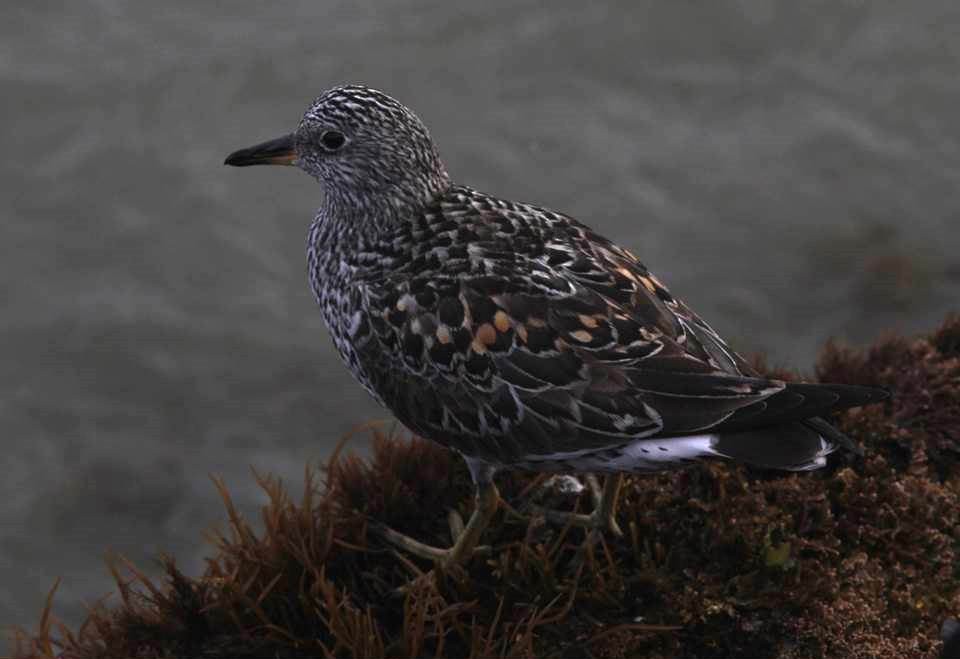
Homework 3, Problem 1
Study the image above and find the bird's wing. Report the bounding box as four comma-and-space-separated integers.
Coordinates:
540, 214, 887, 436
538, 213, 760, 377
342, 193, 773, 462
347, 189, 874, 463
353, 262, 788, 463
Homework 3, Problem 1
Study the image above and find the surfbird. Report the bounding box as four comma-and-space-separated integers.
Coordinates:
225, 85, 888, 567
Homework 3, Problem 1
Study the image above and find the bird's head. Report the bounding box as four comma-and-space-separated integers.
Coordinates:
225, 85, 450, 212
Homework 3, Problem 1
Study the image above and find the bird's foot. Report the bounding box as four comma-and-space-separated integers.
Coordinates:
530, 504, 624, 537
370, 480, 500, 571
527, 474, 624, 537
371, 510, 492, 568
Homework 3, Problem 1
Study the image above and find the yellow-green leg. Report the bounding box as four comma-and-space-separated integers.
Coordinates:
530, 473, 624, 536
372, 466, 499, 567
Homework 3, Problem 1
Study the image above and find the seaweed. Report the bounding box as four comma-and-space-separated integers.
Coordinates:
10, 315, 960, 658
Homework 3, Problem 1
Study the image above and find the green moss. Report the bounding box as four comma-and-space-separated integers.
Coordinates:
11, 315, 960, 658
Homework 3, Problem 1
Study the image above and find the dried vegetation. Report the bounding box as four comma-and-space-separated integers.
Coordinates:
11, 316, 960, 658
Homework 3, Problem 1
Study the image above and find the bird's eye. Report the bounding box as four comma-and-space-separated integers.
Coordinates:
320, 130, 346, 151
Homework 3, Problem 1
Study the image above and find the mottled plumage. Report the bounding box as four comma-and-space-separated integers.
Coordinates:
226, 84, 888, 565
316, 182, 886, 473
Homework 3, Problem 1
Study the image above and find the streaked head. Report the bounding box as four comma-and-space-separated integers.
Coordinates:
225, 85, 449, 208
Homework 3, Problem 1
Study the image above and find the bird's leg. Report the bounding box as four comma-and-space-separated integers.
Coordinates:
373, 470, 499, 568
531, 473, 624, 537
444, 477, 499, 565
587, 473, 625, 537
447, 509, 466, 541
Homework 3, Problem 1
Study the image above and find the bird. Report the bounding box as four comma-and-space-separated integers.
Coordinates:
224, 84, 888, 567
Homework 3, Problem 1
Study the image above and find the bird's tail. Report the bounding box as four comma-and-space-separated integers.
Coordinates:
556, 416, 862, 474
710, 418, 852, 472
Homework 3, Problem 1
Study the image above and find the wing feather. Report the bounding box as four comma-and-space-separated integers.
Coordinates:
348, 187, 883, 464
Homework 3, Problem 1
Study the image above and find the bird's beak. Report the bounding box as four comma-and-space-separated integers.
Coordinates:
224, 133, 297, 167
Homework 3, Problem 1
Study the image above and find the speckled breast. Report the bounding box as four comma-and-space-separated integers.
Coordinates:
306, 216, 385, 405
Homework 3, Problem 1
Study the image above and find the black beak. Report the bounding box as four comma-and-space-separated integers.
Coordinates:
224, 133, 297, 167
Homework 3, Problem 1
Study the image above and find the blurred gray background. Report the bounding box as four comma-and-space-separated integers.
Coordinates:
2, 0, 959, 634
